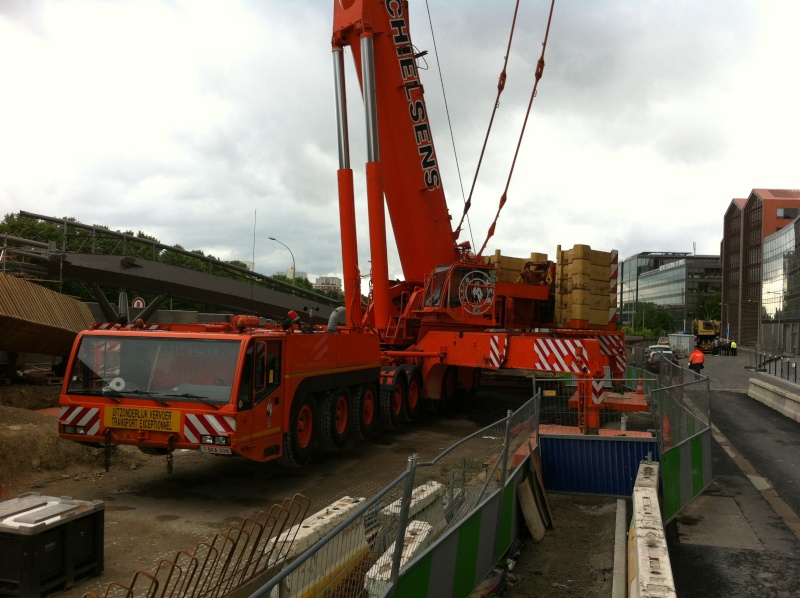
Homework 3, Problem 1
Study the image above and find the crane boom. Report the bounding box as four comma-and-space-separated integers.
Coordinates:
332, 0, 460, 284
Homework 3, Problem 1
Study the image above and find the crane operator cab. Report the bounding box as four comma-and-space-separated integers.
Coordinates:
423, 264, 497, 321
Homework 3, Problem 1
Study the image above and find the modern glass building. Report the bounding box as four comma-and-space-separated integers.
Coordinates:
637, 256, 722, 332
721, 189, 800, 348
760, 219, 800, 353
618, 252, 690, 327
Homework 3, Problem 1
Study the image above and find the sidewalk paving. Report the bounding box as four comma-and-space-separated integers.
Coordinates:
666, 349, 800, 597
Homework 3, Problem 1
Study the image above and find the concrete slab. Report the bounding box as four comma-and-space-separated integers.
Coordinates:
677, 495, 764, 550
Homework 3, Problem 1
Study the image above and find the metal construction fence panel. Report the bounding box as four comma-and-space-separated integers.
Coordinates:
648, 361, 712, 523
533, 372, 656, 433
248, 396, 539, 598
649, 372, 709, 450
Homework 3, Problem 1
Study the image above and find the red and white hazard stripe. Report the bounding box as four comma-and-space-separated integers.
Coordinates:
92, 322, 161, 330
489, 335, 507, 368
184, 414, 236, 443
532, 338, 585, 373
592, 379, 605, 404
60, 405, 101, 436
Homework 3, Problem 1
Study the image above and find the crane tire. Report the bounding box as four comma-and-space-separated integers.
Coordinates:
380, 377, 406, 429
317, 387, 352, 450
353, 382, 379, 440
425, 366, 459, 414
277, 393, 316, 467
404, 370, 423, 422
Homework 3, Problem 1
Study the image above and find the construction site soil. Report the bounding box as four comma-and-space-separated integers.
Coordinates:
0, 383, 615, 598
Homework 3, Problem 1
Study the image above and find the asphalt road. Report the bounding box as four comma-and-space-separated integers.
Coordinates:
667, 350, 800, 597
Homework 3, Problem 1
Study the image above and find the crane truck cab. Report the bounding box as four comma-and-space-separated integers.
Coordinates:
423, 264, 496, 317
59, 316, 381, 470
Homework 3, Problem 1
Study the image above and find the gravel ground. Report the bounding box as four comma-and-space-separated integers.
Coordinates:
0, 383, 616, 598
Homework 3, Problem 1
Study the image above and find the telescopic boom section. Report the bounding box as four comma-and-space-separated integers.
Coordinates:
332, 0, 460, 284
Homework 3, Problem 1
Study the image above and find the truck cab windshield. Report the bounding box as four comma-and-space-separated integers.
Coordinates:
67, 336, 241, 405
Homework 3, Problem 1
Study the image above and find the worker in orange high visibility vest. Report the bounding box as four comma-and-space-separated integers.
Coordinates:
689, 348, 705, 373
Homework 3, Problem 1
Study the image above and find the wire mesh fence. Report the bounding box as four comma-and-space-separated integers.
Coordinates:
650, 375, 709, 449
254, 396, 538, 598
531, 373, 657, 434
83, 396, 541, 598
84, 494, 313, 598
627, 340, 711, 449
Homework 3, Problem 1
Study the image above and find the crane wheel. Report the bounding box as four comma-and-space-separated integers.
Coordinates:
353, 383, 378, 440
277, 393, 316, 467
425, 366, 459, 414
404, 371, 423, 422
317, 387, 352, 450
380, 376, 406, 429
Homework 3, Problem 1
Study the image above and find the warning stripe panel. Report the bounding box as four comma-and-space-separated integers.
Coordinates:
93, 323, 161, 330
60, 405, 100, 436
592, 379, 605, 404
184, 414, 236, 443
489, 335, 507, 368
533, 338, 584, 373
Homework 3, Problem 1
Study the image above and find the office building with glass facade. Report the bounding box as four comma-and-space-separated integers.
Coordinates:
760, 219, 800, 353
637, 256, 722, 332
618, 252, 690, 327
721, 189, 800, 348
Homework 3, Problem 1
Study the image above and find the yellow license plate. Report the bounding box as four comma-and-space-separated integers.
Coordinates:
104, 406, 180, 433
544, 389, 556, 397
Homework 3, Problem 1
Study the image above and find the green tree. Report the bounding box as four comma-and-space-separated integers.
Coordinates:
626, 302, 676, 339
1, 212, 63, 242
696, 292, 721, 320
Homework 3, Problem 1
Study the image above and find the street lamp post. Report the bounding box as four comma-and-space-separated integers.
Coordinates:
269, 236, 295, 281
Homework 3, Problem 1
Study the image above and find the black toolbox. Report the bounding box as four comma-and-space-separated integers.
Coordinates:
0, 493, 104, 597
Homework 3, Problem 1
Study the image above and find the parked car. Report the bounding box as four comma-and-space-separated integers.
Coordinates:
646, 344, 672, 358
646, 349, 679, 372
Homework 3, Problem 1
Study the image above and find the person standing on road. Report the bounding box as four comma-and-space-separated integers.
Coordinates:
689, 348, 705, 373
712, 338, 719, 355
730, 340, 738, 356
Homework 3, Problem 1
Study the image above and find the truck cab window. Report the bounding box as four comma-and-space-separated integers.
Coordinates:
424, 267, 450, 307
253, 340, 281, 405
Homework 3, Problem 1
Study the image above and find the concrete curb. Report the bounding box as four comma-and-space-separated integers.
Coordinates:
626, 461, 676, 598
612, 498, 627, 598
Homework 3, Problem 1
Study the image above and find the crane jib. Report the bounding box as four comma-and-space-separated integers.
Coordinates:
386, 1, 441, 190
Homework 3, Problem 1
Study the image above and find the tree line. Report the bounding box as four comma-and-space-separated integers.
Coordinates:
0, 212, 344, 312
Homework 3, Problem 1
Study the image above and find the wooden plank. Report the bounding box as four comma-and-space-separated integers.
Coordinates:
517, 473, 546, 542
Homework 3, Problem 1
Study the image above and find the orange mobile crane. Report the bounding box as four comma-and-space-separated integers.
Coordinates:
330, 0, 623, 420
58, 0, 625, 471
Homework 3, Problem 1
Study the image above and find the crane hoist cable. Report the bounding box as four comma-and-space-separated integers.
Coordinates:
423, 0, 473, 248
452, 0, 522, 245
472, 0, 557, 259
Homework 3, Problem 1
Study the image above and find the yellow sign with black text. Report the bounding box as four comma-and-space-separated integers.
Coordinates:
104, 406, 180, 432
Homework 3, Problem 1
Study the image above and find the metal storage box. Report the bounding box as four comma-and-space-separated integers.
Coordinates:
0, 493, 104, 597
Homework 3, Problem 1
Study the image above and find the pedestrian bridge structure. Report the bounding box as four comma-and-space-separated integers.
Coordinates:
1, 212, 343, 359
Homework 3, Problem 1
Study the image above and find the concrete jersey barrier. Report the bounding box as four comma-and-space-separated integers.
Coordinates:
748, 378, 800, 422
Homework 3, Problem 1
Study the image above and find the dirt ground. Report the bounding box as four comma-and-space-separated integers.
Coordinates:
0, 384, 616, 598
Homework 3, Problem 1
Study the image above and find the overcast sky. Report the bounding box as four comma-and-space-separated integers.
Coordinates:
1, 0, 797, 283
